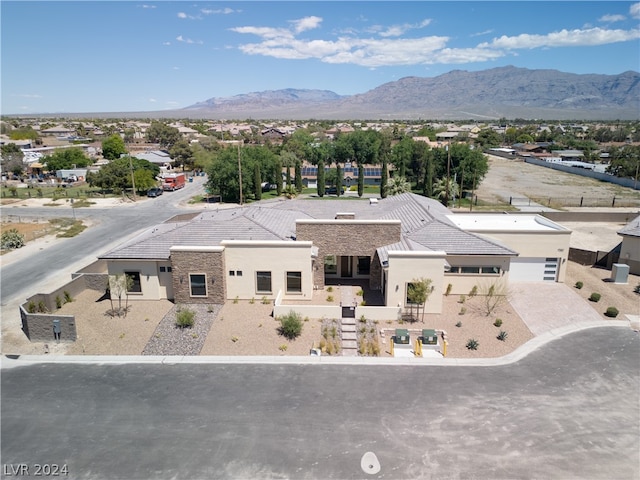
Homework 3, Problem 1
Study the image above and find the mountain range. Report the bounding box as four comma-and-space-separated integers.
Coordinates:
181, 66, 639, 121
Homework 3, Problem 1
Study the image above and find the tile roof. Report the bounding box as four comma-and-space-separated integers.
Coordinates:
100, 193, 518, 260
618, 215, 640, 237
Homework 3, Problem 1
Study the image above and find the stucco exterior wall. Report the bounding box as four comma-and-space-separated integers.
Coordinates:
478, 231, 571, 282
619, 236, 640, 275
385, 251, 446, 314
222, 241, 314, 301
443, 255, 511, 295
107, 260, 165, 300
170, 247, 226, 304
296, 220, 401, 288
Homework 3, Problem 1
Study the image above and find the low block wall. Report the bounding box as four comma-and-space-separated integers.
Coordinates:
273, 304, 342, 320
20, 306, 76, 342
356, 306, 402, 321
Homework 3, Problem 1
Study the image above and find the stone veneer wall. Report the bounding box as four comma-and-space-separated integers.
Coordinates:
20, 307, 76, 342
170, 248, 226, 304
296, 221, 401, 289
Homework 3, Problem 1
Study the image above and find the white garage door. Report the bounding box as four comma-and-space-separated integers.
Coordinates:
509, 257, 558, 282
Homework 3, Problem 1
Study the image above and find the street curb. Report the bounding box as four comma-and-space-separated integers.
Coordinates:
1, 321, 634, 370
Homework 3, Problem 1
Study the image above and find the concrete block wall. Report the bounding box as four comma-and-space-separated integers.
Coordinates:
20, 306, 76, 342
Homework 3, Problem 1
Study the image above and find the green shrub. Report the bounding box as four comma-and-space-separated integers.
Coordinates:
55, 296, 62, 309
63, 290, 73, 303
261, 296, 270, 305
356, 288, 364, 297
459, 307, 466, 315
445, 284, 452, 296
326, 286, 333, 292
37, 301, 47, 313
634, 283, 640, 295
326, 295, 334, 302
575, 281, 584, 289
249, 297, 255, 304
27, 301, 36, 313
494, 318, 503, 327
233, 296, 239, 304
589, 293, 601, 302
497, 330, 508, 341
458, 295, 466, 304
455, 321, 462, 328
278, 311, 303, 340
1, 228, 25, 250
469, 285, 478, 297
175, 309, 195, 328
466, 338, 479, 350
605, 307, 619, 318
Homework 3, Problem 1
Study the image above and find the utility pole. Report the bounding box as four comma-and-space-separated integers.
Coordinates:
237, 142, 243, 205
128, 153, 137, 201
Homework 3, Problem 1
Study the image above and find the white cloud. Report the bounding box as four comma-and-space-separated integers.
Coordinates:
631, 3, 640, 19
139, 4, 156, 9
176, 35, 203, 45
481, 27, 640, 49
166, 101, 180, 106
201, 7, 238, 15
163, 41, 171, 46
599, 14, 626, 23
177, 12, 187, 19
471, 29, 494, 38
149, 98, 157, 103
232, 17, 640, 68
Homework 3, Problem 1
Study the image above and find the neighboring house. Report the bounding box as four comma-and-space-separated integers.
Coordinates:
617, 215, 640, 275
300, 163, 384, 187
99, 193, 571, 316
134, 150, 173, 168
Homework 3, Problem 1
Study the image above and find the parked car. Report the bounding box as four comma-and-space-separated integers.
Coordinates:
327, 186, 345, 195
147, 187, 163, 198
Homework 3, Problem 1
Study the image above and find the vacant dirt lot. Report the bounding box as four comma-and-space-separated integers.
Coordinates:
475, 154, 640, 206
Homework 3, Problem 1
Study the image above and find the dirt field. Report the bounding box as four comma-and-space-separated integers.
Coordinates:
475, 154, 640, 206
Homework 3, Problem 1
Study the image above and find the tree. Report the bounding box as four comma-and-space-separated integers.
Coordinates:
317, 159, 325, 197
294, 159, 303, 193
385, 176, 410, 196
87, 157, 159, 193
1, 144, 25, 176
169, 140, 194, 169
101, 134, 126, 160
476, 128, 502, 148
380, 157, 389, 198
392, 137, 413, 178
108, 274, 128, 317
43, 148, 91, 172
432, 178, 459, 206
1, 228, 25, 250
336, 164, 343, 196
133, 169, 156, 193
407, 278, 432, 322
145, 121, 180, 148
254, 162, 262, 201
480, 279, 509, 316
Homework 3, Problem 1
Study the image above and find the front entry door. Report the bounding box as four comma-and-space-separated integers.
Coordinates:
340, 256, 352, 277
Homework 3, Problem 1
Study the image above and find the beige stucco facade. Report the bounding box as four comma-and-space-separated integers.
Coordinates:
444, 255, 512, 294
385, 251, 447, 314
221, 240, 314, 301
106, 260, 169, 300
619, 235, 640, 275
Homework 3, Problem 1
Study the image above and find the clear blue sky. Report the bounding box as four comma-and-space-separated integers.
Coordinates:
2, 1, 639, 114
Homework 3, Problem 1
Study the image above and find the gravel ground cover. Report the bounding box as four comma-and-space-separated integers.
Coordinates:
142, 304, 222, 356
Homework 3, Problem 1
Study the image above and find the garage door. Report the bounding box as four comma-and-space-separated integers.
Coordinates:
509, 257, 558, 282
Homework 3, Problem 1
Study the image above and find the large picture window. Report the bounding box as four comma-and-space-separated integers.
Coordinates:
189, 274, 207, 297
125, 271, 142, 293
256, 271, 272, 293
286, 271, 302, 293
357, 256, 370, 275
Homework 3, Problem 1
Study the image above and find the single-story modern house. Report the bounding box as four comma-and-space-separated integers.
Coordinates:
618, 215, 640, 275
99, 193, 571, 315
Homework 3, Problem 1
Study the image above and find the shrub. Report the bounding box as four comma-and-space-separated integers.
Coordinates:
55, 296, 62, 309
360, 300, 366, 306
445, 284, 452, 296
1, 228, 25, 250
356, 288, 364, 297
494, 318, 503, 327
233, 296, 239, 304
249, 297, 255, 304
469, 285, 478, 297
459, 307, 466, 315
278, 344, 288, 351
261, 296, 270, 304
326, 295, 334, 302
231, 336, 239, 343
63, 291, 73, 303
37, 301, 47, 313
466, 338, 479, 350
278, 311, 303, 340
605, 307, 619, 318
326, 286, 333, 292
359, 315, 367, 323
575, 281, 584, 289
455, 321, 462, 328
175, 309, 195, 328
497, 330, 508, 341
458, 295, 466, 304
589, 293, 601, 302
26, 301, 36, 313
634, 283, 640, 295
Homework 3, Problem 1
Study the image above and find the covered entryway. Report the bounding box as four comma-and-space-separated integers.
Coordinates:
509, 257, 558, 282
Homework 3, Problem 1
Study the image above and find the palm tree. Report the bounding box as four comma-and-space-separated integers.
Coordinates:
385, 176, 411, 196
432, 178, 459, 206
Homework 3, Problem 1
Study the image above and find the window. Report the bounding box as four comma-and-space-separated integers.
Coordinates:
286, 271, 302, 293
237, 271, 243, 277
357, 256, 370, 275
460, 266, 481, 274
481, 266, 501, 275
256, 271, 272, 293
125, 272, 142, 293
189, 274, 207, 297
159, 266, 166, 273
229, 270, 235, 276
324, 255, 337, 274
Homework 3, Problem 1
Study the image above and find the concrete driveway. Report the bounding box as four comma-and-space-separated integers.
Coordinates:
509, 282, 605, 336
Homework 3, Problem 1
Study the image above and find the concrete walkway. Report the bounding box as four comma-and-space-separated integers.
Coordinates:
509, 282, 605, 335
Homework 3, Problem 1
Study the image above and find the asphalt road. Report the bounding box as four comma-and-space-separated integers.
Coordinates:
0, 177, 208, 305
2, 327, 638, 480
